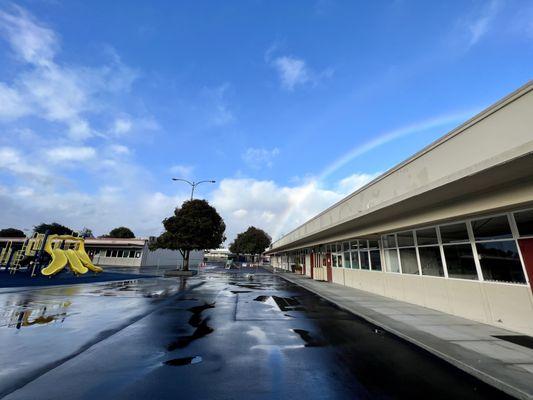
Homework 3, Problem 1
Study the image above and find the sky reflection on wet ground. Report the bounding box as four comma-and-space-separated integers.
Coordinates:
0, 268, 511, 400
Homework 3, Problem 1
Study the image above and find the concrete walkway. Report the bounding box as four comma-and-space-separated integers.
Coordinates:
275, 271, 533, 400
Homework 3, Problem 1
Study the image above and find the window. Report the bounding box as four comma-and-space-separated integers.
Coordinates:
418, 246, 444, 277
440, 223, 469, 244
105, 250, 111, 257
350, 241, 359, 250
416, 228, 438, 246
111, 250, 117, 257
471, 215, 512, 241
129, 250, 135, 258
370, 251, 382, 271
384, 249, 400, 273
351, 251, 359, 269
332, 254, 337, 267
343, 242, 350, 252
397, 231, 415, 247
443, 244, 478, 280
476, 241, 525, 283
117, 250, 123, 258
344, 252, 351, 268
135, 251, 141, 258
383, 235, 396, 248
514, 209, 533, 237
337, 254, 343, 268
399, 248, 418, 274
360, 251, 370, 270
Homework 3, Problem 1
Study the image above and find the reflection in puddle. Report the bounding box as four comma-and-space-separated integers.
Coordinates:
164, 355, 202, 366
167, 303, 215, 350
230, 290, 252, 294
254, 296, 305, 312
292, 329, 324, 347
0, 300, 73, 329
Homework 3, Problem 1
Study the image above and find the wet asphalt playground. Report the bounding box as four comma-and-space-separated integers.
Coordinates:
0, 267, 511, 400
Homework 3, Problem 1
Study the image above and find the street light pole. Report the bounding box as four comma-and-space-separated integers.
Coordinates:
172, 178, 216, 200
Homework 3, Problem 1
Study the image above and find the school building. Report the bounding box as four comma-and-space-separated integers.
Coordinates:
267, 81, 533, 335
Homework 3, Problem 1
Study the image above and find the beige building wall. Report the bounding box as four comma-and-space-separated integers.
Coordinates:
330, 268, 533, 335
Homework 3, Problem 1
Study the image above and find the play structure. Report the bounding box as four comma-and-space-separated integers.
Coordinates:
0, 233, 103, 277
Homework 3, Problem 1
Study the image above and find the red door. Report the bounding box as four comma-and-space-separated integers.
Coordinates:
518, 239, 533, 291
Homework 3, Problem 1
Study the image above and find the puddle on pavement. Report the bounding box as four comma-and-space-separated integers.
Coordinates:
167, 302, 215, 350
254, 295, 305, 312
164, 355, 202, 366
292, 328, 324, 347
0, 300, 73, 329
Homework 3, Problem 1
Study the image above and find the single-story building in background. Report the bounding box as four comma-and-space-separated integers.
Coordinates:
266, 81, 533, 336
0, 237, 204, 269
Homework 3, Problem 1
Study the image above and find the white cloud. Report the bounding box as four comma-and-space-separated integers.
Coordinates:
336, 172, 380, 193
211, 173, 378, 244
268, 50, 333, 91
170, 164, 194, 178
0, 5, 57, 66
46, 146, 96, 162
0, 83, 30, 120
0, 6, 139, 140
112, 117, 132, 135
242, 147, 280, 168
109, 144, 130, 155
462, 0, 502, 47
273, 56, 310, 91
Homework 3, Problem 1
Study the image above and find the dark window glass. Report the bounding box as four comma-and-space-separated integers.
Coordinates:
105, 250, 111, 257
343, 242, 350, 252
350, 241, 359, 250
370, 250, 382, 271
368, 240, 379, 249
419, 246, 444, 277
476, 241, 526, 284
360, 251, 370, 270
351, 251, 359, 269
385, 249, 399, 272
344, 252, 351, 268
471, 215, 512, 241
444, 244, 478, 280
117, 250, 123, 258
400, 248, 418, 274
397, 231, 414, 247
514, 210, 533, 237
359, 240, 368, 249
440, 223, 469, 244
416, 227, 438, 246
326, 244, 331, 253
383, 235, 396, 248
338, 255, 343, 267
332, 254, 337, 267
111, 250, 117, 257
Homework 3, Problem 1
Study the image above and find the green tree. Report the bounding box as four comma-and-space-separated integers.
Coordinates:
107, 226, 135, 238
229, 226, 271, 257
34, 222, 73, 235
151, 199, 226, 271
0, 228, 26, 238
79, 227, 94, 238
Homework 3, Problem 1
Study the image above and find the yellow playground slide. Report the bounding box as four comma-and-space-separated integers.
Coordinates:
65, 249, 89, 275
75, 240, 103, 273
41, 236, 69, 276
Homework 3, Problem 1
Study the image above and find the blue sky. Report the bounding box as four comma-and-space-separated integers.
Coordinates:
0, 0, 531, 243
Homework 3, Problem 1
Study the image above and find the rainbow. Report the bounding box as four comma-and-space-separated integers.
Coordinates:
272, 108, 479, 241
